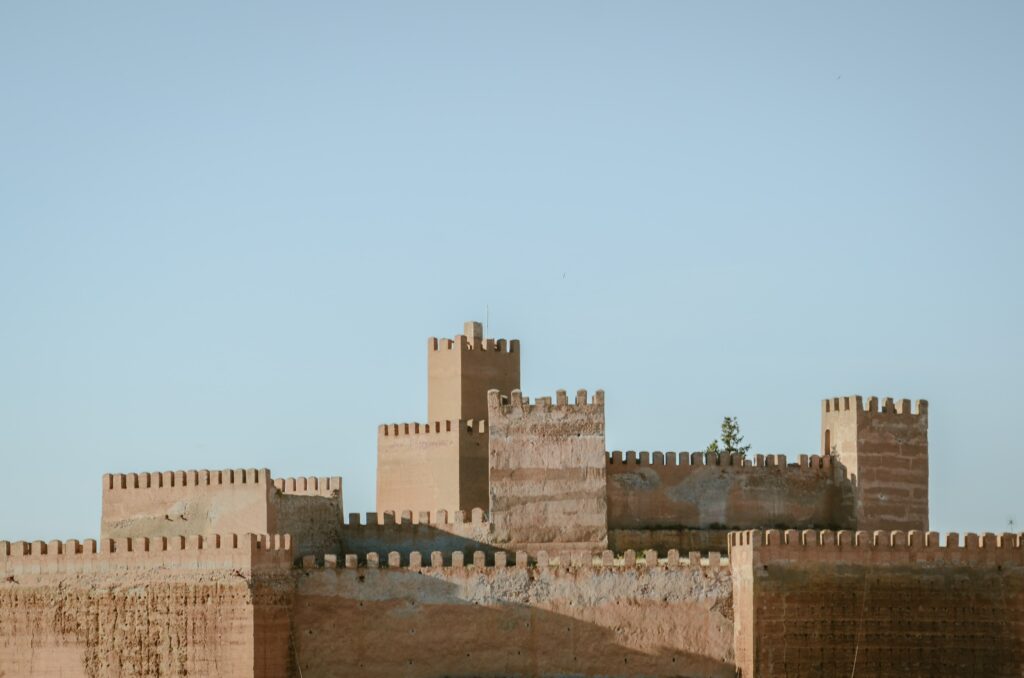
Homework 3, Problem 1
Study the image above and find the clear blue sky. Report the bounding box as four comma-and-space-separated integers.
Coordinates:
2, 3, 1021, 541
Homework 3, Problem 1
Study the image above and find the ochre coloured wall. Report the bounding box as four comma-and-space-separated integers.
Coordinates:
101, 468, 275, 539
427, 323, 520, 423
291, 551, 735, 678
271, 476, 344, 560
607, 451, 854, 535
821, 396, 929, 531
488, 389, 608, 552
729, 529, 1024, 678
376, 420, 488, 516
0, 534, 294, 678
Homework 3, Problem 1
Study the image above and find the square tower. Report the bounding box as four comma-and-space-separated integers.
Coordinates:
428, 321, 520, 422
487, 388, 607, 552
821, 395, 928, 531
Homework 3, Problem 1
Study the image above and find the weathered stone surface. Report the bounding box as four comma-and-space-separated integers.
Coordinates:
291, 559, 735, 677
488, 388, 608, 552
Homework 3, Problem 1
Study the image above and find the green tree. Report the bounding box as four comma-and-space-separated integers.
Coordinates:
705, 416, 751, 459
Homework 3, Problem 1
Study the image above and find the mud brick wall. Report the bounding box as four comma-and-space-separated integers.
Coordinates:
0, 534, 294, 678
291, 548, 735, 677
729, 529, 1024, 678
607, 451, 854, 532
487, 389, 608, 552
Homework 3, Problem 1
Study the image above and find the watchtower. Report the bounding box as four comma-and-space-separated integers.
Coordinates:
821, 395, 928, 531
377, 322, 520, 516
428, 321, 520, 422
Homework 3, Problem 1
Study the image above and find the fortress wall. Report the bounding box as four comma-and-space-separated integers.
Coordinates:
272, 476, 344, 560
337, 508, 492, 559
729, 529, 1024, 678
101, 468, 275, 539
607, 451, 854, 533
609, 527, 735, 554
488, 389, 608, 552
0, 534, 294, 678
290, 550, 736, 678
376, 420, 487, 516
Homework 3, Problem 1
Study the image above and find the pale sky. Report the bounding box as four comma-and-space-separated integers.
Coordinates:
2, 2, 1022, 540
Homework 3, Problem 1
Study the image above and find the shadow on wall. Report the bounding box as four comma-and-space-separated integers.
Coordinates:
290, 564, 736, 678
338, 513, 494, 561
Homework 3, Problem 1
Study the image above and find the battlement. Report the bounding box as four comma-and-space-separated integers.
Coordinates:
428, 336, 519, 354
0, 533, 293, 575
273, 476, 342, 497
487, 388, 605, 414
729, 528, 1023, 564
342, 507, 487, 527
606, 450, 835, 470
298, 547, 726, 570
377, 419, 487, 436
822, 395, 928, 416
104, 467, 271, 490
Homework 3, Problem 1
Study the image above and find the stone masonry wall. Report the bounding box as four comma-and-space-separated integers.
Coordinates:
607, 451, 854, 538
729, 528, 1024, 678
291, 549, 735, 678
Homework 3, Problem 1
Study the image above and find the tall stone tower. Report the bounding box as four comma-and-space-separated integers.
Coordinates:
376, 322, 520, 516
428, 321, 520, 422
820, 395, 928, 531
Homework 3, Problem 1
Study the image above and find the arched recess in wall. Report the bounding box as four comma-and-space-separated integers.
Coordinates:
823, 429, 831, 454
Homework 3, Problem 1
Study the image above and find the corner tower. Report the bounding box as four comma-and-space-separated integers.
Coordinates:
821, 395, 928, 531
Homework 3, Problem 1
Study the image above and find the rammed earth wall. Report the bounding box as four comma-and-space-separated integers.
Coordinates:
729, 529, 1024, 678
291, 550, 736, 678
606, 451, 855, 536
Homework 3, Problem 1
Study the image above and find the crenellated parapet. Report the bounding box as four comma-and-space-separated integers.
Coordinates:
487, 388, 604, 415
378, 419, 487, 436
273, 476, 342, 497
105, 467, 271, 490
607, 450, 835, 470
730, 528, 1022, 563
0, 533, 293, 575
823, 395, 928, 416
298, 546, 726, 570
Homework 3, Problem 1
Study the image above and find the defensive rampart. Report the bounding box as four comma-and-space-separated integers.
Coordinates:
729, 528, 1024, 677
607, 451, 855, 552
291, 548, 735, 677
0, 533, 294, 678
101, 468, 275, 539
